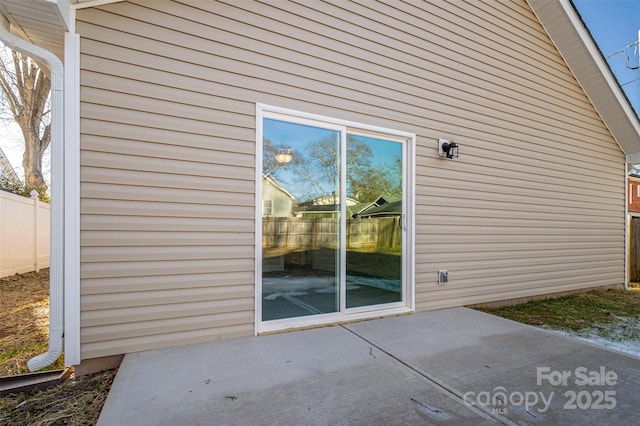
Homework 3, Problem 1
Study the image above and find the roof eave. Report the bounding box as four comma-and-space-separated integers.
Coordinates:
528, 0, 640, 163
0, 0, 123, 60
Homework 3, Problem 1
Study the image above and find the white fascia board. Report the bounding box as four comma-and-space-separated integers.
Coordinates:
48, 0, 71, 31
557, 0, 640, 145
72, 0, 124, 9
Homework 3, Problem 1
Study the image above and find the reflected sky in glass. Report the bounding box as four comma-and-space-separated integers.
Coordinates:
264, 119, 402, 202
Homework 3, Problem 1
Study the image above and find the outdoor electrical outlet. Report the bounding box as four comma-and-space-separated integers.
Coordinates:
438, 270, 448, 285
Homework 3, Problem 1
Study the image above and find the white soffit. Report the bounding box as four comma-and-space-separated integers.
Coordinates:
0, 0, 68, 59
528, 0, 640, 161
0, 0, 123, 60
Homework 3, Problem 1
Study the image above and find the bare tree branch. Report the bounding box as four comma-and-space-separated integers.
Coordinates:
0, 45, 51, 195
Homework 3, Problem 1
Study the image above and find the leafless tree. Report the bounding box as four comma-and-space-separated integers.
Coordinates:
0, 46, 50, 197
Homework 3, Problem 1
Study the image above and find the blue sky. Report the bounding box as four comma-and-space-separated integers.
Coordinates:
573, 0, 640, 116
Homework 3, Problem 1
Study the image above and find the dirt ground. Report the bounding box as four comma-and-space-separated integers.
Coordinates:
0, 269, 116, 425
0, 369, 115, 425
0, 269, 63, 376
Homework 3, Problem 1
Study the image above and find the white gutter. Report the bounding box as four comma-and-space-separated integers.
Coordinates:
0, 20, 65, 372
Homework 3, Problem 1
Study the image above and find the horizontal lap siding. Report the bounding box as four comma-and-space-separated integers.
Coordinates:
77, 0, 261, 358
77, 0, 624, 358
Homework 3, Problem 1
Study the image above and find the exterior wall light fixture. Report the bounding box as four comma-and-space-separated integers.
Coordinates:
438, 139, 459, 159
275, 148, 293, 163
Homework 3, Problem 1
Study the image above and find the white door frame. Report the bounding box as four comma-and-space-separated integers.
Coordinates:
254, 103, 415, 335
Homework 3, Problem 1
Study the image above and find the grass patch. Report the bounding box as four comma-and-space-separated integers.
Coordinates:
477, 287, 640, 335
1, 269, 116, 425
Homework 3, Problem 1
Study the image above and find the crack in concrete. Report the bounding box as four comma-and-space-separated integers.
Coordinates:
341, 324, 518, 426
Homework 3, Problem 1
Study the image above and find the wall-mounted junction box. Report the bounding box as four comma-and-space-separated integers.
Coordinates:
438, 139, 450, 157
438, 270, 448, 285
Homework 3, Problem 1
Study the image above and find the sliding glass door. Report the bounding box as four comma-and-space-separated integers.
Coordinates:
259, 107, 411, 327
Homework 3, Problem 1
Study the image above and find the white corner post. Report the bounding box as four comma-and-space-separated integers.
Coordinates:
63, 30, 81, 366
625, 165, 630, 291
0, 22, 66, 372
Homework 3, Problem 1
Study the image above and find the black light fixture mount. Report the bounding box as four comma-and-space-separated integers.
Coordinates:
438, 139, 459, 159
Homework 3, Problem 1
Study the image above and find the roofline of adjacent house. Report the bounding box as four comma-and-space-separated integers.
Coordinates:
262, 173, 296, 201
528, 0, 640, 163
0, 146, 20, 183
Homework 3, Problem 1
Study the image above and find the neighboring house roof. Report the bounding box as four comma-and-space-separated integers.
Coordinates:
2, 0, 638, 158
357, 200, 402, 218
373, 194, 402, 205
349, 202, 376, 217
297, 203, 364, 218
0, 146, 19, 184
299, 195, 358, 207
299, 204, 339, 213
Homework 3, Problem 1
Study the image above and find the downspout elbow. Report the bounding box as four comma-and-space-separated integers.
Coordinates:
27, 327, 64, 371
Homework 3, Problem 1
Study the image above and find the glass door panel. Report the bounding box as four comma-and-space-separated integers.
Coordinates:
261, 119, 341, 321
260, 112, 409, 325
345, 135, 403, 308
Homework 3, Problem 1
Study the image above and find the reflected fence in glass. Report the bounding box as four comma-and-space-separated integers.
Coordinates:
261, 217, 403, 318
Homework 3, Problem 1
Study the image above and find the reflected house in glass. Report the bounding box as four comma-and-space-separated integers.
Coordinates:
356, 201, 402, 219
296, 195, 359, 219
262, 174, 295, 218
354, 194, 403, 219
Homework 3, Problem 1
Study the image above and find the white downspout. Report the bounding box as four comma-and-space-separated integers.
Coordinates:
0, 21, 65, 371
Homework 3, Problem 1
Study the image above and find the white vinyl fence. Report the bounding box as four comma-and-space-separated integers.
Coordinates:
0, 190, 50, 278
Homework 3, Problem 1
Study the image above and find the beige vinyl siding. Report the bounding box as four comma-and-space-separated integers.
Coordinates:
77, 0, 624, 359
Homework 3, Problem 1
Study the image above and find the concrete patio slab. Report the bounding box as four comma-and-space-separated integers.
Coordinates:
98, 308, 640, 425
346, 308, 640, 425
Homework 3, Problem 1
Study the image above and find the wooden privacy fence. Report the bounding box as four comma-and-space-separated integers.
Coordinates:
0, 190, 50, 278
263, 217, 401, 250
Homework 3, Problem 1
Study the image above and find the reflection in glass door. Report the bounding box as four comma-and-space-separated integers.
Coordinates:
261, 119, 341, 321
260, 113, 407, 323
345, 134, 403, 309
